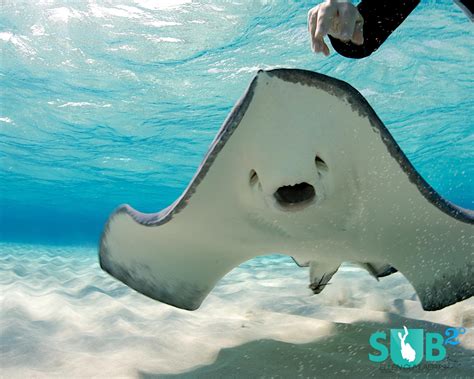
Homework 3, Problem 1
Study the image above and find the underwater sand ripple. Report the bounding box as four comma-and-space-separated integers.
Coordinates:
0, 243, 472, 377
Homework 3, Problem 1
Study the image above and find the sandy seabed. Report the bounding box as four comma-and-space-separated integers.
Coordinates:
0, 242, 472, 378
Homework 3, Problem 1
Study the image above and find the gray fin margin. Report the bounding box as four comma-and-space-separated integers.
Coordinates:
291, 256, 310, 267
99, 221, 208, 311
266, 68, 474, 225
416, 263, 473, 311
102, 75, 260, 229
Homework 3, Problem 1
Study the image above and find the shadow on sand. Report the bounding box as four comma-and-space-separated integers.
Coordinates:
138, 313, 472, 378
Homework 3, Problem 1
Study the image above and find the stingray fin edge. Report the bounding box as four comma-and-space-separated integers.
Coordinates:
99, 208, 211, 311
414, 263, 473, 311
291, 256, 310, 267
99, 246, 208, 311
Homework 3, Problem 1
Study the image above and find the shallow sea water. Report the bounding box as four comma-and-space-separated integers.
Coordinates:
0, 0, 473, 377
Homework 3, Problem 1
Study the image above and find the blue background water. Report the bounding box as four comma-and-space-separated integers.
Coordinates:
1, 0, 473, 246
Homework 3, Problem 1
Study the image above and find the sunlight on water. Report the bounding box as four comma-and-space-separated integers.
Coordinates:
1, 0, 473, 244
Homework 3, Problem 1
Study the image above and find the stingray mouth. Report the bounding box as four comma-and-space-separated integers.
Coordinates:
274, 182, 315, 209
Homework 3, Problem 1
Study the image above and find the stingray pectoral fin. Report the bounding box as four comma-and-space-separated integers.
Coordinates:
99, 206, 243, 310
400, 252, 473, 311
99, 68, 473, 312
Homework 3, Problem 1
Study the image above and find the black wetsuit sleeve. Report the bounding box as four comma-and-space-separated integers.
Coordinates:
328, 0, 420, 59
455, 0, 474, 20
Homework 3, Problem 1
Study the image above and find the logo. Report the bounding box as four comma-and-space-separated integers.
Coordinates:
369, 326, 466, 368
390, 327, 423, 367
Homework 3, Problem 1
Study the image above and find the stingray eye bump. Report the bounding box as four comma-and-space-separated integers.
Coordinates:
249, 169, 259, 185
315, 155, 328, 173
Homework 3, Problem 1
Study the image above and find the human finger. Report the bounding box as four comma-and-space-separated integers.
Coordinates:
352, 15, 364, 45
320, 40, 330, 56
307, 7, 319, 51
313, 4, 336, 55
314, 3, 337, 41
338, 3, 357, 41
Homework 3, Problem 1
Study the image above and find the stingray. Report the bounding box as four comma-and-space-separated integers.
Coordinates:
99, 69, 473, 311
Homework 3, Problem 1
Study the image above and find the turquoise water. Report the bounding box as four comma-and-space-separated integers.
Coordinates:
1, 0, 473, 245
1, 1, 473, 377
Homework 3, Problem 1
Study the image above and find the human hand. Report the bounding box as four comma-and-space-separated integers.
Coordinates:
308, 0, 364, 56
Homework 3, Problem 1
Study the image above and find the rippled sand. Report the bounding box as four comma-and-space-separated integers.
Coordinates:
1, 243, 472, 378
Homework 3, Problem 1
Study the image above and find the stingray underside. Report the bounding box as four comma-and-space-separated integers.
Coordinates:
99, 69, 473, 311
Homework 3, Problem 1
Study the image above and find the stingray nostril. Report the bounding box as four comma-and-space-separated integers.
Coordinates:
249, 169, 259, 186
315, 155, 328, 174
274, 182, 315, 208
